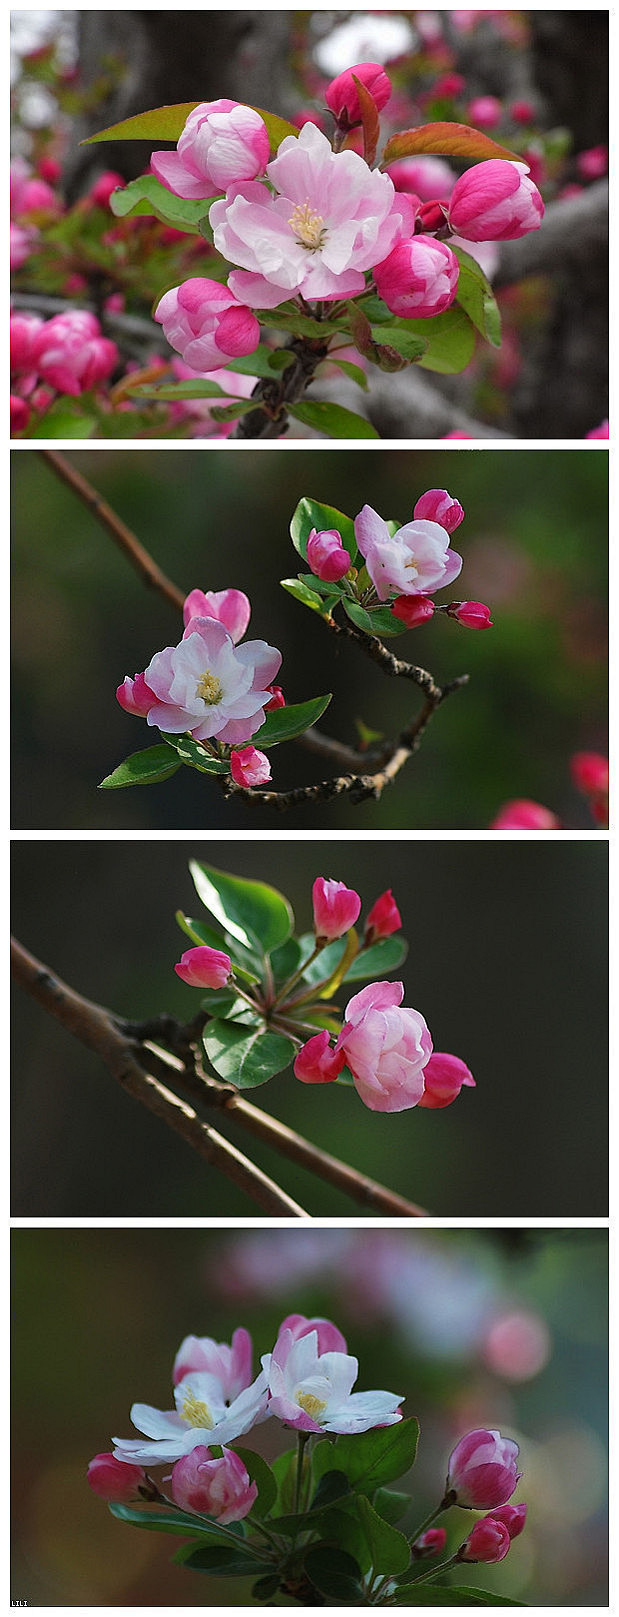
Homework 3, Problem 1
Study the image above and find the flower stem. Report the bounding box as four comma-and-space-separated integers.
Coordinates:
405, 1552, 460, 1587
271, 941, 324, 1008
407, 1501, 448, 1544
294, 1431, 311, 1516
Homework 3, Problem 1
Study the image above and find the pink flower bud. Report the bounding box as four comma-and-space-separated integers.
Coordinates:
151, 100, 270, 199
306, 527, 351, 583
447, 1429, 521, 1508
171, 1446, 257, 1524
413, 1527, 447, 1557
434, 72, 466, 98
459, 1516, 511, 1563
277, 1313, 348, 1354
183, 587, 251, 644
230, 746, 271, 787
90, 170, 124, 207
39, 155, 62, 184
10, 395, 30, 433
392, 595, 436, 627
265, 684, 285, 711
10, 312, 44, 374
448, 160, 544, 242
312, 877, 361, 941
577, 144, 608, 181
374, 235, 459, 318
414, 489, 464, 532
450, 600, 494, 629
33, 310, 118, 395
174, 946, 232, 989
364, 889, 402, 943
418, 1051, 476, 1109
467, 95, 502, 129
294, 1029, 346, 1085
491, 799, 559, 830
487, 1503, 527, 1540
154, 277, 260, 374
325, 62, 392, 127
416, 198, 449, 232
87, 1453, 147, 1502
116, 671, 156, 717
570, 751, 609, 798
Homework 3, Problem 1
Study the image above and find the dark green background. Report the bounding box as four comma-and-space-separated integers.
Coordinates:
11, 448, 607, 830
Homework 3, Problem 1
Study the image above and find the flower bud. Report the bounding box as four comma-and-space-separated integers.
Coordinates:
171, 1446, 257, 1523
412, 1527, 447, 1558
487, 1503, 527, 1540
447, 160, 544, 242
392, 595, 435, 627
277, 1312, 348, 1353
446, 1428, 521, 1508
294, 1029, 346, 1085
175, 946, 232, 989
87, 1452, 147, 1502
151, 100, 270, 198
183, 587, 250, 644
312, 877, 361, 941
577, 144, 608, 180
10, 395, 30, 433
325, 62, 392, 128
449, 600, 493, 629
467, 95, 502, 129
364, 889, 402, 944
89, 170, 124, 208
414, 489, 464, 532
307, 527, 351, 583
10, 312, 44, 374
374, 235, 459, 318
155, 278, 260, 374
491, 799, 559, 830
418, 1051, 476, 1109
510, 99, 535, 125
265, 684, 285, 711
459, 1516, 511, 1563
230, 746, 271, 787
116, 671, 156, 717
570, 751, 609, 798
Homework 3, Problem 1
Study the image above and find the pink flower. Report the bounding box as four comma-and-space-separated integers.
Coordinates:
447, 1428, 521, 1508
487, 1503, 527, 1540
459, 1516, 511, 1563
154, 277, 260, 373
89, 170, 124, 207
10, 312, 44, 376
374, 235, 459, 318
209, 121, 414, 308
586, 420, 609, 439
392, 595, 435, 627
276, 1313, 348, 1354
414, 489, 464, 532
335, 981, 433, 1113
174, 946, 232, 989
491, 799, 559, 830
87, 1453, 147, 1502
183, 587, 251, 643
325, 62, 392, 127
113, 1351, 269, 1465
230, 746, 271, 786
307, 527, 351, 582
171, 1446, 257, 1523
10, 396, 30, 433
32, 310, 118, 395
364, 889, 402, 943
417, 1052, 476, 1109
577, 145, 608, 181
312, 877, 361, 941
510, 100, 535, 125
571, 751, 609, 797
120, 616, 281, 746
355, 505, 462, 601
447, 160, 544, 242
10, 220, 38, 269
294, 1029, 346, 1086
413, 1527, 447, 1557
265, 684, 285, 711
387, 155, 455, 200
173, 1328, 253, 1395
263, 1327, 403, 1435
151, 100, 270, 199
450, 600, 493, 629
467, 95, 502, 128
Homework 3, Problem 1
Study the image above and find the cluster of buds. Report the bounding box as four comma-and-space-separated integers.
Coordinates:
10, 308, 118, 430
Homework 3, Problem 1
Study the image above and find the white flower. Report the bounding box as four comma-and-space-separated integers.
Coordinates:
263, 1327, 403, 1434
113, 1367, 270, 1465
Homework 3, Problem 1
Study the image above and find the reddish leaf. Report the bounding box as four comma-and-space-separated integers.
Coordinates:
383, 122, 521, 165
82, 103, 298, 156
352, 74, 380, 167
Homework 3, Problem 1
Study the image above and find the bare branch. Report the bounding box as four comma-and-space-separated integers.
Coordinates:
232, 334, 332, 439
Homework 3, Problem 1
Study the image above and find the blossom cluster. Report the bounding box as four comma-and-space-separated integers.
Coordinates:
10, 308, 118, 430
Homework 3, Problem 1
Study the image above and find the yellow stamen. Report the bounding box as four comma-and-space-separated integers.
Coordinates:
196, 670, 223, 705
296, 1391, 327, 1420
289, 200, 327, 251
181, 1392, 214, 1429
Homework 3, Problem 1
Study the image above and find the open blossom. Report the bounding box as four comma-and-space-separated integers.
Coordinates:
209, 121, 415, 308
374, 235, 459, 318
175, 946, 232, 989
263, 1326, 403, 1434
183, 587, 251, 643
113, 1337, 269, 1465
447, 160, 544, 242
335, 981, 433, 1113
447, 1428, 521, 1508
117, 616, 281, 746
355, 505, 462, 601
155, 277, 260, 373
171, 1446, 257, 1522
312, 877, 361, 940
151, 100, 270, 199
173, 1328, 253, 1395
325, 62, 392, 126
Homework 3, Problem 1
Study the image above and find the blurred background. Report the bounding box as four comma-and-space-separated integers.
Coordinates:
11, 839, 607, 1217
11, 447, 608, 830
11, 1226, 608, 1605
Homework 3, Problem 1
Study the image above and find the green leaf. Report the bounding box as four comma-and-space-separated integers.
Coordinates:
280, 577, 334, 615
109, 173, 214, 232
210, 399, 258, 424
382, 123, 521, 164
304, 1545, 363, 1603
373, 1487, 411, 1525
296, 572, 346, 599
176, 1542, 264, 1576
254, 694, 332, 747
189, 860, 294, 953
162, 734, 230, 774
108, 1502, 242, 1539
369, 325, 429, 362
288, 400, 379, 439
125, 379, 231, 402
203, 1019, 295, 1088
252, 1573, 282, 1599
355, 1494, 411, 1575
256, 305, 341, 339
175, 912, 260, 979
83, 102, 299, 155
28, 404, 96, 438
453, 247, 502, 347
365, 604, 407, 637
234, 1448, 278, 1517
326, 356, 369, 390
344, 934, 409, 981
343, 597, 375, 633
99, 746, 181, 789
393, 307, 477, 375
392, 1589, 527, 1605
271, 1447, 299, 1514
225, 346, 287, 380
289, 497, 357, 564
311, 1469, 351, 1509
313, 1418, 420, 1494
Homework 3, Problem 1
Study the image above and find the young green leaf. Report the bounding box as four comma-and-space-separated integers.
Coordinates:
175, 1542, 265, 1575
204, 1020, 295, 1088
288, 400, 380, 439
326, 356, 370, 390
253, 694, 332, 747
390, 307, 477, 375
289, 497, 357, 564
313, 1417, 420, 1493
372, 1486, 411, 1524
344, 934, 409, 981
355, 1493, 411, 1574
99, 746, 181, 789
109, 173, 214, 232
233, 1448, 278, 1516
175, 911, 260, 979
304, 1545, 364, 1602
189, 861, 294, 953
343, 597, 376, 633
280, 577, 337, 616
83, 102, 299, 153
453, 247, 502, 347
108, 1501, 245, 1538
162, 734, 230, 773
369, 325, 429, 362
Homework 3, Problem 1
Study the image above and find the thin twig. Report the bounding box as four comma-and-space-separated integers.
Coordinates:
38, 450, 185, 613
232, 334, 331, 439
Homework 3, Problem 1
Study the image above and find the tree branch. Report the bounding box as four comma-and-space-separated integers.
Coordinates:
38, 450, 185, 613
232, 334, 331, 439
